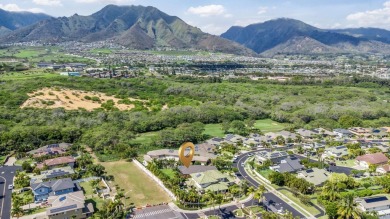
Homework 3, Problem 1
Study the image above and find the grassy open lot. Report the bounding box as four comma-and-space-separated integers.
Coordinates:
0, 71, 60, 80
203, 124, 225, 137
131, 132, 158, 145
254, 119, 287, 133
90, 48, 113, 54
100, 160, 171, 207
80, 182, 95, 195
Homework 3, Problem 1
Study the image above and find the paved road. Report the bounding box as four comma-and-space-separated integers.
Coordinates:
0, 165, 22, 219
233, 151, 306, 219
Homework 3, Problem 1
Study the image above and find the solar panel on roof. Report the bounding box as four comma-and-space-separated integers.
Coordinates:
50, 204, 77, 214
365, 196, 388, 203
59, 196, 66, 202
306, 169, 314, 173
336, 146, 346, 149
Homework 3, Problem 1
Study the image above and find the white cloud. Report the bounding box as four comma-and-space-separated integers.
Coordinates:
346, 1, 390, 28
234, 18, 265, 27
187, 5, 226, 17
257, 7, 268, 15
33, 0, 62, 6
74, 0, 133, 3
0, 3, 44, 13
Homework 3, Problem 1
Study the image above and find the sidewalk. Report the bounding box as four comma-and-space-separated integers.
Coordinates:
168, 194, 253, 214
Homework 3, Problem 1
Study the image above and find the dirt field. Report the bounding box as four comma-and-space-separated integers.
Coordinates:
21, 88, 145, 111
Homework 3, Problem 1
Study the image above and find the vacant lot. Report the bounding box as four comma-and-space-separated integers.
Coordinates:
100, 160, 171, 207
21, 88, 146, 111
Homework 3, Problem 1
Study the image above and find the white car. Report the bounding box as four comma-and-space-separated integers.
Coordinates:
8, 184, 13, 190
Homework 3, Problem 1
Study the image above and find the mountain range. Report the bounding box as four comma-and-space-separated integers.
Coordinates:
221, 18, 390, 56
0, 5, 254, 56
2, 6, 390, 56
0, 9, 51, 36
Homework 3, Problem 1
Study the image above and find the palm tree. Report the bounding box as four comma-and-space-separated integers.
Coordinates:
205, 190, 216, 215
322, 182, 339, 201
11, 206, 23, 219
337, 194, 361, 219
254, 185, 266, 206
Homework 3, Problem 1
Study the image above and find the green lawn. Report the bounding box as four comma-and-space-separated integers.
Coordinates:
80, 182, 95, 195
99, 160, 171, 207
0, 72, 59, 80
278, 189, 321, 216
335, 159, 356, 168
131, 132, 158, 145
161, 169, 176, 179
257, 169, 274, 179
90, 48, 113, 54
254, 119, 287, 133
203, 124, 225, 137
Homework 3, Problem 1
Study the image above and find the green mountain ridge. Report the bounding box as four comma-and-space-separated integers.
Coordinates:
0, 5, 255, 56
221, 18, 390, 55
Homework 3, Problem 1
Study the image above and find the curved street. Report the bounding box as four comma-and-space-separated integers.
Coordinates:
233, 150, 310, 219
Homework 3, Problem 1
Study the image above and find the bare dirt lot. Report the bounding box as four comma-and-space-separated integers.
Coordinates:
21, 88, 145, 111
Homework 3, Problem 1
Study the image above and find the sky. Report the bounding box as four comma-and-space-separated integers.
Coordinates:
1, 0, 390, 35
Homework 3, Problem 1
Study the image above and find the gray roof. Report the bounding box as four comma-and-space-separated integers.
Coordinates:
47, 191, 85, 216
30, 166, 75, 184
178, 165, 218, 175
357, 196, 390, 209
298, 168, 329, 186
295, 129, 316, 137
31, 178, 75, 192
334, 129, 353, 135
278, 157, 303, 173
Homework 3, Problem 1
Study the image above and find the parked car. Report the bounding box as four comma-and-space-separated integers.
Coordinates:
8, 184, 13, 190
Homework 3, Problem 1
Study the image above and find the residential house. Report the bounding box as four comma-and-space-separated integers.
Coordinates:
276, 131, 297, 141
143, 149, 210, 166
323, 146, 349, 160
271, 157, 303, 173
377, 164, 390, 175
295, 129, 317, 139
312, 128, 337, 137
189, 170, 234, 193
178, 165, 218, 177
46, 191, 94, 219
28, 143, 72, 158
194, 143, 217, 159
297, 168, 329, 186
371, 128, 389, 138
36, 156, 76, 169
30, 166, 75, 184
303, 142, 326, 150
225, 134, 244, 143
256, 151, 289, 164
349, 127, 371, 137
242, 138, 261, 148
333, 129, 354, 138
356, 153, 389, 169
356, 196, 390, 219
206, 137, 229, 146
31, 178, 76, 202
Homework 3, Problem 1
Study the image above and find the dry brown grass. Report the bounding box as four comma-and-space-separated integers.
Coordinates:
21, 88, 145, 111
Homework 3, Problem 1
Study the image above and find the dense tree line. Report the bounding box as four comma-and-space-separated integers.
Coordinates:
0, 75, 389, 159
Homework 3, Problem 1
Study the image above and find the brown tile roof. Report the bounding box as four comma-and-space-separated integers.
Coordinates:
356, 152, 389, 165
37, 156, 75, 168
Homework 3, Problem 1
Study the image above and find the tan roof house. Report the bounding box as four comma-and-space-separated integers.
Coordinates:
46, 191, 94, 219
37, 156, 76, 169
356, 152, 389, 169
